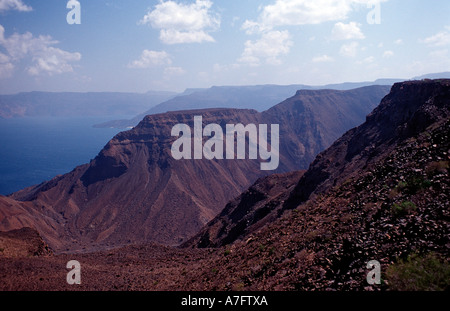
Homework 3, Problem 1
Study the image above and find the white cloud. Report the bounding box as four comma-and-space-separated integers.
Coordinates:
213, 63, 240, 73
238, 30, 293, 66
312, 55, 334, 63
406, 47, 450, 76
340, 41, 359, 57
394, 39, 403, 45
258, 0, 350, 28
383, 50, 394, 58
421, 28, 450, 47
331, 22, 365, 40
0, 0, 32, 12
128, 50, 172, 69
429, 49, 448, 59
159, 29, 215, 45
240, 0, 384, 63
140, 0, 220, 44
242, 20, 271, 35
0, 51, 13, 78
0, 62, 14, 78
164, 66, 186, 77
0, 51, 9, 63
27, 47, 81, 76
357, 56, 375, 64
0, 24, 81, 77
242, 0, 388, 32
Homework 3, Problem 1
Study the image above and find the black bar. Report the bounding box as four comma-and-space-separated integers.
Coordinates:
0, 291, 445, 310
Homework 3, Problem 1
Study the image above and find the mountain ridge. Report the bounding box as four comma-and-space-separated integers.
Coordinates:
186, 79, 450, 251
95, 73, 450, 129
1, 85, 390, 252
0, 91, 177, 119
95, 81, 400, 129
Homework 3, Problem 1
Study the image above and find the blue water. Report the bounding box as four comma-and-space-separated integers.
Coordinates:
0, 116, 127, 195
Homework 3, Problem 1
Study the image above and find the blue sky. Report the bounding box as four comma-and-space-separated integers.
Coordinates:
0, 0, 449, 94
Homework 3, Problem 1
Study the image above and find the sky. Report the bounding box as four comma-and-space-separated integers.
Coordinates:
0, 0, 449, 94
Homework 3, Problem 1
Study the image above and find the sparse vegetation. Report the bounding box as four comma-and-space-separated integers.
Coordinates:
389, 175, 432, 198
404, 175, 432, 194
385, 253, 450, 291
232, 282, 245, 291
426, 161, 449, 177
391, 201, 417, 217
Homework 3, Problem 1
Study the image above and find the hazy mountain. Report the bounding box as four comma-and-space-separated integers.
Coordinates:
412, 72, 450, 80
95, 81, 399, 129
95, 73, 450, 129
0, 91, 177, 118
0, 85, 389, 252
94, 84, 313, 129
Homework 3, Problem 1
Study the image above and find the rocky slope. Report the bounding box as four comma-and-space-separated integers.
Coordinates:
181, 112, 449, 291
285, 79, 450, 208
179, 79, 449, 290
0, 86, 389, 252
263, 85, 391, 172
0, 227, 52, 258
0, 80, 447, 291
185, 171, 305, 248
185, 80, 450, 284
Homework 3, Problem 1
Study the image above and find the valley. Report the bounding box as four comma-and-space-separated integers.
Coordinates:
0, 80, 448, 292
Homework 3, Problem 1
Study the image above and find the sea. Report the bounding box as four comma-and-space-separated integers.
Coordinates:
0, 116, 129, 195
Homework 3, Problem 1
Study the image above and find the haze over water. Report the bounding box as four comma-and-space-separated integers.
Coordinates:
0, 116, 125, 195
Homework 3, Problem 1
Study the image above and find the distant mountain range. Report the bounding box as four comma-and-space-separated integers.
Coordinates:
95, 79, 401, 129
95, 73, 450, 129
1, 72, 448, 125
0, 91, 177, 118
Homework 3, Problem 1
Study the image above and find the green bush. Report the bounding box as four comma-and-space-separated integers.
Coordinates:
404, 175, 432, 194
386, 253, 450, 291
391, 201, 417, 217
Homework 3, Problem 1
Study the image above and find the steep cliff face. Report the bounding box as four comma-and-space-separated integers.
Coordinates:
264, 85, 390, 172
188, 80, 450, 250
10, 109, 266, 251
286, 80, 450, 209
185, 171, 305, 248
176, 80, 449, 291
2, 86, 389, 252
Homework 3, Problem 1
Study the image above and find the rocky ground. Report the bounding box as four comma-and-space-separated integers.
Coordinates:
1, 118, 448, 292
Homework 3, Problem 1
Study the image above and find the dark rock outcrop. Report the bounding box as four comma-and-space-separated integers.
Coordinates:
188, 80, 450, 257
